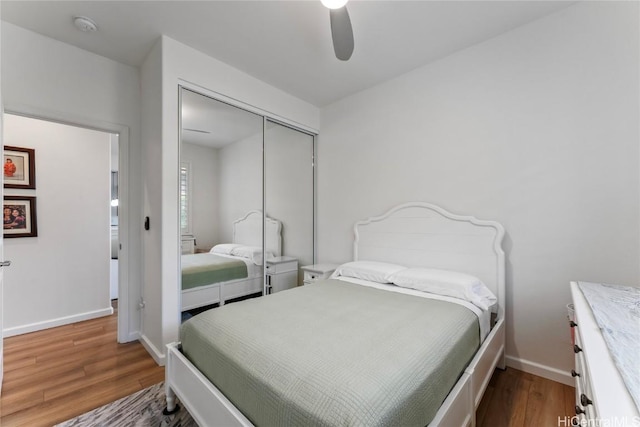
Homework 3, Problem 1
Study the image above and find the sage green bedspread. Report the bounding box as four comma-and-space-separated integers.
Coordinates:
181, 253, 248, 290
180, 279, 480, 427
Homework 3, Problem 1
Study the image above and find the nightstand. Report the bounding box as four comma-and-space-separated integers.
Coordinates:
181, 235, 195, 254
266, 256, 298, 294
301, 264, 339, 285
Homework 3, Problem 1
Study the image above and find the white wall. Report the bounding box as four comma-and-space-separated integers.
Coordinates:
140, 36, 320, 363
318, 1, 639, 384
140, 39, 164, 359
1, 23, 142, 341
3, 114, 112, 334
218, 133, 263, 244
182, 142, 218, 250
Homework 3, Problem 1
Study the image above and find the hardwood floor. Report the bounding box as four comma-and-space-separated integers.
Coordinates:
1, 305, 575, 427
477, 366, 576, 427
0, 302, 164, 427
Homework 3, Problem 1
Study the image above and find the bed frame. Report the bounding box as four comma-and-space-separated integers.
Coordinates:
181, 210, 282, 311
166, 202, 506, 427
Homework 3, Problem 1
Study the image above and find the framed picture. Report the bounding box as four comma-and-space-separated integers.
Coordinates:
4, 145, 36, 189
3, 196, 38, 238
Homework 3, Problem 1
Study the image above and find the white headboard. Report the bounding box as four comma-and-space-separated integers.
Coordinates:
354, 202, 505, 314
233, 210, 282, 257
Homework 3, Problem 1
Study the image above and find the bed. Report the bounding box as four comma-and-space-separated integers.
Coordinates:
166, 202, 506, 426
181, 210, 282, 311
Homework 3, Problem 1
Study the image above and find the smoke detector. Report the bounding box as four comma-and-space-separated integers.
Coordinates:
73, 16, 98, 32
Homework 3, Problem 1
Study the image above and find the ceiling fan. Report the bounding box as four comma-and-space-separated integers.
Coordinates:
321, 0, 354, 61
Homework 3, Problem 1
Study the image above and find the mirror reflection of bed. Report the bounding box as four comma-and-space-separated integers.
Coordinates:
181, 211, 284, 317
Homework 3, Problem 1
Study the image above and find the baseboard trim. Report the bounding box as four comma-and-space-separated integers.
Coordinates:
505, 355, 573, 386
139, 333, 166, 366
3, 307, 114, 337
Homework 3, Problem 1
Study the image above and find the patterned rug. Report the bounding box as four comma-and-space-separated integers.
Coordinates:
55, 382, 197, 427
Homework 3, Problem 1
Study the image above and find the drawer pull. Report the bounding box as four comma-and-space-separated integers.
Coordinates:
571, 369, 580, 378
569, 320, 578, 328
580, 394, 593, 406
574, 344, 582, 353
575, 405, 585, 415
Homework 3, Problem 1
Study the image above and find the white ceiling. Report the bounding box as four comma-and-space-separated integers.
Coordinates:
1, 0, 574, 108
181, 88, 263, 147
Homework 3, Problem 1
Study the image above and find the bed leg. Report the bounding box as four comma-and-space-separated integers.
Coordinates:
163, 383, 180, 415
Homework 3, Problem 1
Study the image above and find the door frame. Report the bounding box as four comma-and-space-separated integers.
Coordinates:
3, 105, 132, 343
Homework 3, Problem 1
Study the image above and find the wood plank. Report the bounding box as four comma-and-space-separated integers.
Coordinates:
0, 388, 44, 417
564, 381, 577, 418
477, 368, 576, 427
0, 309, 164, 426
138, 369, 166, 389
44, 353, 158, 401
524, 373, 566, 426
2, 356, 36, 373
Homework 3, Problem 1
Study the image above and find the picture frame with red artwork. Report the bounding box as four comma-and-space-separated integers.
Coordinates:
4, 145, 36, 189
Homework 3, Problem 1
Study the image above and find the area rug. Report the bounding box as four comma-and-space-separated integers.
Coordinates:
55, 382, 197, 427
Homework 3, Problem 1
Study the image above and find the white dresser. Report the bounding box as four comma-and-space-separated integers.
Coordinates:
569, 282, 639, 426
265, 256, 298, 294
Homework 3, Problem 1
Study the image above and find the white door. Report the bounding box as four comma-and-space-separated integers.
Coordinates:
0, 160, 4, 395
0, 97, 4, 395
1, 12, 5, 394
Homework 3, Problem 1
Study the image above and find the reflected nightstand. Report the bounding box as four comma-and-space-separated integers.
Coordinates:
266, 256, 298, 294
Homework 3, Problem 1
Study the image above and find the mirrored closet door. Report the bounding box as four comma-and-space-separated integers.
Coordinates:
179, 88, 264, 314
264, 120, 314, 292
178, 88, 316, 316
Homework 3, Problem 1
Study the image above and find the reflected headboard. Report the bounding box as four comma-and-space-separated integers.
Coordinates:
354, 202, 505, 315
233, 210, 282, 257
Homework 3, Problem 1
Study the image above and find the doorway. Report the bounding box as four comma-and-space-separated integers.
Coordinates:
2, 113, 126, 340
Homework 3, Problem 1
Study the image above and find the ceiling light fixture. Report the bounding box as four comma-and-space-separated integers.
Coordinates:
321, 0, 348, 10
73, 16, 98, 32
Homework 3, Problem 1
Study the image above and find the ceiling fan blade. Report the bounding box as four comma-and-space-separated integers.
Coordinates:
183, 128, 211, 134
329, 6, 354, 61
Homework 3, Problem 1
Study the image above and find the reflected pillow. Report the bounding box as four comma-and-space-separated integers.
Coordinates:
388, 268, 497, 311
231, 245, 275, 266
331, 261, 407, 284
210, 243, 243, 255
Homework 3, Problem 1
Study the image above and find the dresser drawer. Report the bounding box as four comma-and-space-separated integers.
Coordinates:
574, 367, 596, 421
572, 312, 597, 421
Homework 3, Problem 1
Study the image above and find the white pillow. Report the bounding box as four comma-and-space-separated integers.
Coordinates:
231, 245, 275, 266
210, 243, 243, 255
388, 268, 497, 311
331, 261, 407, 284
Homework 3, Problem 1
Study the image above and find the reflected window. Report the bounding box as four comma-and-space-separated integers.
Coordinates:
111, 171, 118, 226
180, 162, 191, 234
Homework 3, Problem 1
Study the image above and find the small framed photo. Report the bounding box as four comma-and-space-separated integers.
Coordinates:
3, 196, 38, 238
4, 145, 36, 189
